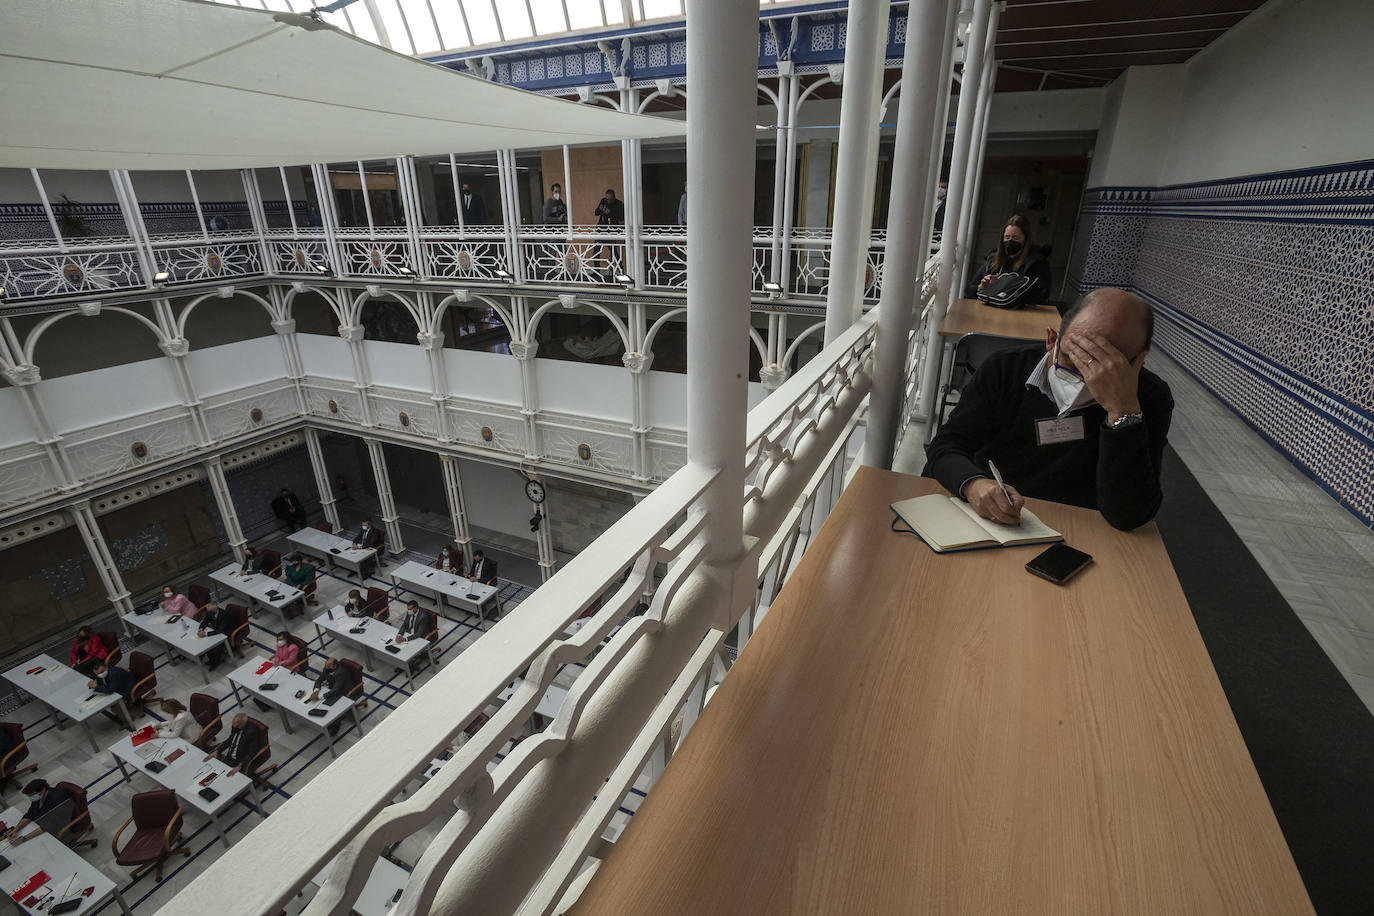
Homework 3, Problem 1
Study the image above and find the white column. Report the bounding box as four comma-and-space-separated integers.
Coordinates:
311, 163, 345, 271
865, 0, 959, 469
109, 169, 158, 286
337, 320, 376, 427
822, 0, 891, 343
304, 427, 341, 532
955, 3, 1002, 289
439, 454, 472, 565
497, 150, 523, 280
917, 0, 994, 424
510, 304, 541, 460
152, 298, 215, 447
203, 456, 247, 561
778, 67, 800, 291
364, 437, 406, 555
686, 0, 755, 629
270, 287, 308, 414
69, 501, 134, 614
531, 479, 554, 583
768, 64, 792, 284
241, 168, 274, 271
0, 361, 79, 490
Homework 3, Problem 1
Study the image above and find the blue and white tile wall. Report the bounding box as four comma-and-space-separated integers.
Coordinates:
1073, 159, 1374, 527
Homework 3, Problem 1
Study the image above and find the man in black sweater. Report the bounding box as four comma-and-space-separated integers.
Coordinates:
924, 287, 1173, 531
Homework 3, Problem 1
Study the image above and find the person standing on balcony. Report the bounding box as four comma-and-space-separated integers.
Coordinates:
593, 188, 625, 276
542, 183, 567, 224
272, 487, 308, 531
677, 182, 687, 227
460, 181, 486, 225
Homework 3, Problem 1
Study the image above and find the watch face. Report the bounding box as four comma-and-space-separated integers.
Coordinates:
525, 480, 546, 503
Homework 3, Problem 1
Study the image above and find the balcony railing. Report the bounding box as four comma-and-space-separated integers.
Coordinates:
1, 223, 924, 306
166, 264, 932, 915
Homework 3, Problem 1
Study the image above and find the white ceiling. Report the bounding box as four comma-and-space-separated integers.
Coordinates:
214, 0, 817, 57
0, 0, 684, 171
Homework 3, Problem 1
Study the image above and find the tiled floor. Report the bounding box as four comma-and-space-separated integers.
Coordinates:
0, 531, 631, 914
894, 349, 1374, 714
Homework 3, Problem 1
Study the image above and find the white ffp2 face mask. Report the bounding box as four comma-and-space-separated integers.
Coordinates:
1048, 344, 1096, 415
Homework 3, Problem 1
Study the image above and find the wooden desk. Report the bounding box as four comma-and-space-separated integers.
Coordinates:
573, 469, 1311, 915
938, 297, 1060, 340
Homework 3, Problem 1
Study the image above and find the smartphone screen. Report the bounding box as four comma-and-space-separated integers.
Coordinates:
1026, 543, 1093, 584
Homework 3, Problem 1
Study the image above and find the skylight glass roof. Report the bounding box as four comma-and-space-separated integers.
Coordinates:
216, 0, 817, 56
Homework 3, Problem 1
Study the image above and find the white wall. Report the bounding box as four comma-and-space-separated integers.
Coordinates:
535, 360, 631, 423
297, 333, 353, 381
0, 388, 36, 447
364, 340, 432, 392
1089, 0, 1374, 189
444, 349, 521, 407
38, 357, 180, 433
988, 88, 1105, 136
187, 338, 289, 398
646, 370, 687, 430
457, 456, 534, 541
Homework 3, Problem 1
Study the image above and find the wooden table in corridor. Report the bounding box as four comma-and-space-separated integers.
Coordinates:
938, 297, 1061, 341
573, 469, 1311, 915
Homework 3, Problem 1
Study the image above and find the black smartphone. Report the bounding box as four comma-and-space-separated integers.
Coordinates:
1026, 543, 1093, 585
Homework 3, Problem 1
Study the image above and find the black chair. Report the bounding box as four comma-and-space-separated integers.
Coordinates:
935, 333, 1032, 431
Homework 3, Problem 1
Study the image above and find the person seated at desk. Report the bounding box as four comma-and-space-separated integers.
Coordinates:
308, 657, 357, 705
433, 544, 462, 574
197, 603, 235, 665
6, 780, 71, 844
88, 660, 135, 703
468, 549, 498, 586
924, 287, 1173, 532
272, 487, 308, 531
156, 698, 199, 743
281, 554, 318, 606
160, 584, 198, 619
964, 214, 1052, 307
204, 713, 258, 775
69, 625, 109, 676
351, 519, 382, 551
394, 600, 427, 645
270, 631, 300, 669
239, 545, 269, 576
342, 589, 369, 618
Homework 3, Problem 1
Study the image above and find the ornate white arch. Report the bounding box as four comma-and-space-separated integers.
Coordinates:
24, 306, 167, 365
525, 297, 631, 354
781, 320, 827, 368
350, 287, 427, 331
176, 288, 280, 338
432, 292, 519, 342
282, 283, 348, 326
748, 325, 770, 368
643, 307, 687, 357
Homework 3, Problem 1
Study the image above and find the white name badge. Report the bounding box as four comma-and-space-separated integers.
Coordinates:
1035, 415, 1085, 445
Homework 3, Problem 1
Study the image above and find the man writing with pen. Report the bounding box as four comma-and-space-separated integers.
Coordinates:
923, 287, 1174, 531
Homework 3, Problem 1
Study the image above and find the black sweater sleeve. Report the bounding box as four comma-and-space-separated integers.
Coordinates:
1025, 257, 1052, 304
964, 255, 993, 299
1094, 381, 1175, 530
922, 354, 1009, 497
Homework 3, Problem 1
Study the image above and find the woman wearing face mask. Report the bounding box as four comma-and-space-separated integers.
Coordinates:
160, 584, 198, 619
433, 543, 462, 574
271, 631, 300, 670
965, 214, 1052, 305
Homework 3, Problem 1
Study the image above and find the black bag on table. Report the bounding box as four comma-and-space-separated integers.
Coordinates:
977, 272, 1036, 309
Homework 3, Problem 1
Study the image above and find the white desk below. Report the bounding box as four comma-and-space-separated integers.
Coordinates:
0, 805, 128, 915
2, 655, 132, 753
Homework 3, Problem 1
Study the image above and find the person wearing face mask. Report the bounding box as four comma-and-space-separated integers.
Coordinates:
160, 584, 198, 619
542, 182, 567, 224
964, 214, 1052, 306
352, 519, 382, 551
923, 287, 1174, 532
342, 588, 368, 618
677, 182, 687, 227
433, 544, 462, 574
8, 780, 71, 844
270, 631, 300, 670
459, 180, 486, 225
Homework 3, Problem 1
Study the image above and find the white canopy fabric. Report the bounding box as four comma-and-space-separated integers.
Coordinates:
0, 0, 684, 170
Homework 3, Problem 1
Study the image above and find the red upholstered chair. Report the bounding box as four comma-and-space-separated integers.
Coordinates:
187, 584, 212, 617
97, 632, 122, 669
226, 604, 251, 657
260, 548, 282, 578
338, 658, 366, 710
284, 634, 311, 675
55, 780, 98, 849
128, 651, 158, 714
189, 693, 222, 750
365, 587, 390, 622
111, 789, 191, 881
462, 712, 489, 738
242, 716, 276, 788
313, 521, 333, 534
0, 722, 38, 790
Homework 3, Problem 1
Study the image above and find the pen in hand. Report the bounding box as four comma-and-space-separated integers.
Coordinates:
987, 460, 1021, 522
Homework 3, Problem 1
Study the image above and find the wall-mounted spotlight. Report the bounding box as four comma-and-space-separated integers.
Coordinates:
613, 273, 634, 288
312, 262, 331, 275
495, 268, 515, 283
153, 270, 172, 284
0, 287, 8, 303
397, 265, 416, 278
762, 280, 784, 299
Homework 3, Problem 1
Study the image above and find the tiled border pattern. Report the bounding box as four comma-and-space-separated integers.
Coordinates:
1074, 159, 1374, 528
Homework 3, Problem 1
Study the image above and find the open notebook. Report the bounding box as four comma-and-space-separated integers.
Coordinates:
891, 493, 1063, 553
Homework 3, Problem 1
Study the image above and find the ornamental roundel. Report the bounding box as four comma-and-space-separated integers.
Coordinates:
369, 249, 384, 268
480, 426, 493, 442
130, 441, 148, 459
563, 253, 581, 272
250, 407, 264, 423
863, 264, 876, 289
577, 443, 592, 461
457, 251, 474, 272
62, 264, 85, 284
206, 252, 223, 272
398, 411, 410, 428
294, 248, 308, 267
328, 399, 339, 414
